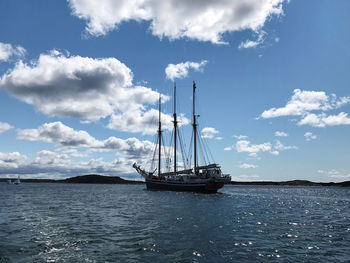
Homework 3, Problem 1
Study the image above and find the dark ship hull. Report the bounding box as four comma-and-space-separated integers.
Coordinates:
145, 179, 224, 193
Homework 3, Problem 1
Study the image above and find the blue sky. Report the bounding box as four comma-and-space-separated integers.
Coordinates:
0, 0, 349, 182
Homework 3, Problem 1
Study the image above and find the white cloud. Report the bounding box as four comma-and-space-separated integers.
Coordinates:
2, 119, 183, 178
0, 152, 28, 169
108, 108, 189, 135
1, 50, 132, 120
165, 60, 207, 81
236, 140, 272, 156
215, 137, 223, 140
261, 89, 350, 119
235, 139, 296, 157
17, 121, 100, 147
0, 150, 137, 179
318, 169, 350, 180
275, 131, 288, 137
0, 42, 26, 62
233, 135, 248, 139
16, 121, 159, 160
224, 146, 232, 151
0, 50, 175, 133
201, 127, 219, 139
238, 31, 265, 49
238, 40, 260, 49
274, 140, 297, 150
299, 112, 350, 127
304, 132, 317, 141
0, 122, 13, 134
68, 0, 288, 44
239, 163, 258, 169
260, 89, 350, 127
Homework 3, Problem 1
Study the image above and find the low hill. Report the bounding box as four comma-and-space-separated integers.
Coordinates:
1, 176, 349, 186
228, 180, 350, 187
60, 174, 143, 184
0, 174, 143, 184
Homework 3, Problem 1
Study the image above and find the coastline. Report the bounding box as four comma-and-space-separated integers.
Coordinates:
0, 174, 349, 187
0, 174, 144, 184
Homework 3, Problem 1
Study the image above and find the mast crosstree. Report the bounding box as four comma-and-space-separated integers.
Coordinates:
173, 83, 177, 176
193, 81, 198, 175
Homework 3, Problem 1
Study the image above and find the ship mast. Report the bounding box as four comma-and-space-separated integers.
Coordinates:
158, 94, 162, 177
173, 83, 177, 176
193, 81, 198, 175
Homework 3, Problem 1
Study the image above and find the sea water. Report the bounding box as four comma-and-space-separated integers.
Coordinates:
1, 183, 349, 262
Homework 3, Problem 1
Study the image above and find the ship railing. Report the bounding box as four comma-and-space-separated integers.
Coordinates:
194, 163, 220, 170
161, 169, 193, 176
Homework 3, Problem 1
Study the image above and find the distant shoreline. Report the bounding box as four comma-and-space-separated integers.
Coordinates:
0, 174, 144, 185
1, 174, 349, 187
227, 180, 350, 187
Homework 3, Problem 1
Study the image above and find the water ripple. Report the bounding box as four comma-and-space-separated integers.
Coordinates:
1, 183, 349, 262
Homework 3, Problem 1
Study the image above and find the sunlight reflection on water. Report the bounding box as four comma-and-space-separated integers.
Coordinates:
1, 183, 349, 262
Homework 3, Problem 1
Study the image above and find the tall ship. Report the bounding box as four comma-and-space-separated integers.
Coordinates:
133, 82, 231, 193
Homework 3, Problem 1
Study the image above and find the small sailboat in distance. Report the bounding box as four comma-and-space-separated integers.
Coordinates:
14, 176, 20, 185
6, 176, 20, 185
133, 82, 231, 193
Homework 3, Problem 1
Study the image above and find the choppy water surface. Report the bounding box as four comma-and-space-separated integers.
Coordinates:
1, 183, 349, 262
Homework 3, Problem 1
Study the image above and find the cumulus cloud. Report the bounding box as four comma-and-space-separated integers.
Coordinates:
304, 132, 317, 141
108, 109, 189, 135
17, 121, 157, 159
17, 121, 100, 147
4, 121, 181, 179
274, 140, 297, 151
0, 122, 13, 134
0, 42, 26, 62
260, 89, 350, 127
68, 0, 288, 44
236, 140, 272, 156
0, 150, 137, 179
235, 139, 296, 157
261, 89, 350, 119
0, 50, 164, 123
3, 121, 175, 178
275, 131, 288, 137
0, 50, 178, 134
165, 60, 207, 81
239, 163, 258, 169
299, 112, 350, 127
101, 136, 156, 159
201, 127, 219, 139
0, 152, 28, 169
224, 146, 232, 151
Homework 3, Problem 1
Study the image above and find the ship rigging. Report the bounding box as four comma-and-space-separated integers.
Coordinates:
133, 81, 231, 193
